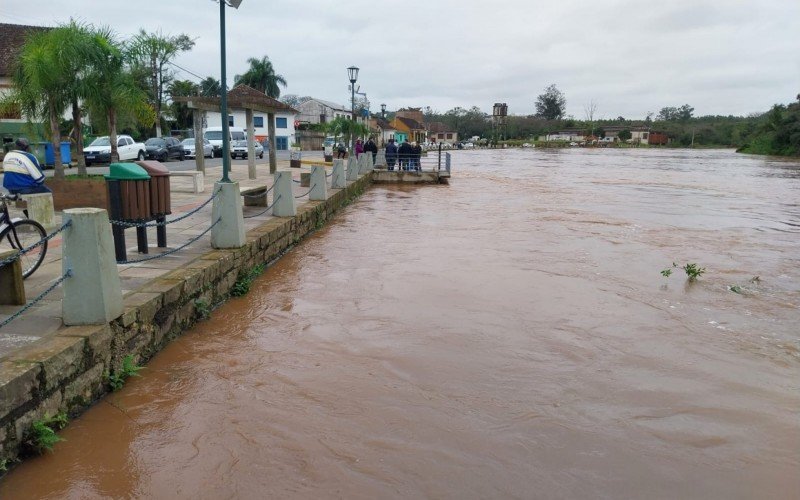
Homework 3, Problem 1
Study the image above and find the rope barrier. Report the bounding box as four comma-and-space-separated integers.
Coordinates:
109, 189, 221, 229
243, 195, 281, 219
117, 217, 222, 265
0, 269, 72, 330
325, 171, 333, 178
0, 220, 71, 268
241, 184, 274, 199
292, 179, 301, 184
294, 185, 316, 199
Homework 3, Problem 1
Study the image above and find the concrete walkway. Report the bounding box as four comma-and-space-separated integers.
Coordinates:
0, 160, 321, 359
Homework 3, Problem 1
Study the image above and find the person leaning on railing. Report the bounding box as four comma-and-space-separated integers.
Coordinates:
2, 138, 52, 195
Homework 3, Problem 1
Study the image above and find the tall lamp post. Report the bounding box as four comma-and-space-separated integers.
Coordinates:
347, 66, 359, 151
380, 103, 386, 119
219, 0, 243, 183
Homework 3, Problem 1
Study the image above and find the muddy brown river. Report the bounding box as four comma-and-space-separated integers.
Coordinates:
2, 149, 798, 499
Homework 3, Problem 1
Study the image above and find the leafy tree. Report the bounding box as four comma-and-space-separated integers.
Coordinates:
168, 79, 198, 129
313, 116, 369, 150
535, 84, 566, 120
658, 104, 694, 122
85, 27, 154, 161
280, 94, 310, 108
234, 56, 286, 98
618, 129, 632, 141
126, 30, 195, 137
199, 76, 221, 97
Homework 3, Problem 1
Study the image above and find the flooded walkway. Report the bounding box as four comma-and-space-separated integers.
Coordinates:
2, 149, 798, 499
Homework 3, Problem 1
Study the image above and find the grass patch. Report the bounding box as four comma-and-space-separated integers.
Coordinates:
107, 354, 143, 391
231, 264, 265, 297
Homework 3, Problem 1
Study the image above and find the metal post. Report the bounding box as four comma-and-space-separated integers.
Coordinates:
219, 0, 231, 183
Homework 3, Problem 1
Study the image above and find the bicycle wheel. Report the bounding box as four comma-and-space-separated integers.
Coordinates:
4, 219, 47, 279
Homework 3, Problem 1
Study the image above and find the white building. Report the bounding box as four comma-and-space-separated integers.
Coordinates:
296, 98, 351, 126
205, 108, 297, 150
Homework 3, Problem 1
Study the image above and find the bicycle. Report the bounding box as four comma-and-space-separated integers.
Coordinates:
0, 192, 47, 279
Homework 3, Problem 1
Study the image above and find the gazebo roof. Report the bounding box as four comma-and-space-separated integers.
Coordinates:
173, 84, 298, 114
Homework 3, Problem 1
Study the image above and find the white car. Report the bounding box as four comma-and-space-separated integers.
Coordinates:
181, 138, 213, 159
231, 140, 264, 159
83, 135, 146, 165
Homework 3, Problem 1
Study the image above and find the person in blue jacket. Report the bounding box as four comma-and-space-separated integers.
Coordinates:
385, 138, 398, 170
2, 138, 51, 194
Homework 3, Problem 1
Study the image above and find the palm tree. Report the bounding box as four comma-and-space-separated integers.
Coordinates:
234, 56, 286, 98
315, 117, 369, 152
199, 77, 221, 97
11, 28, 72, 179
84, 27, 153, 162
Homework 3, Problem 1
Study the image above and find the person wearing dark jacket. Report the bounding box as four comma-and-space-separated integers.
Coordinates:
410, 142, 422, 171
398, 139, 412, 170
385, 139, 398, 170
364, 137, 378, 162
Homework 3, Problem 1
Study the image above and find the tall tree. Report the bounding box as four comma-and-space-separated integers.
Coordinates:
234, 56, 287, 98
199, 76, 221, 97
126, 30, 195, 137
535, 84, 566, 120
583, 99, 598, 136
168, 79, 199, 129
85, 27, 154, 162
280, 94, 310, 108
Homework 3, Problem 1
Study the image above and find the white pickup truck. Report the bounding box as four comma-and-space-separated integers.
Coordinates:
83, 135, 146, 165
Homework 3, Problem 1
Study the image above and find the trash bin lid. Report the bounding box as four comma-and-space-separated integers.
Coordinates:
135, 160, 171, 177
105, 162, 150, 180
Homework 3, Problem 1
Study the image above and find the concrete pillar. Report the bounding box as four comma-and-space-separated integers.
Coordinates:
309, 166, 327, 201
272, 171, 296, 216
267, 112, 277, 174
62, 208, 123, 325
246, 108, 256, 180
193, 111, 205, 174
211, 181, 246, 249
331, 159, 346, 188
346, 156, 359, 181
21, 193, 55, 231
0, 250, 24, 305
375, 150, 386, 167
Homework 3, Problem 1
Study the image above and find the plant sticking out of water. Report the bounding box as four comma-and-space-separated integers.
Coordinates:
107, 355, 143, 392
27, 411, 68, 453
231, 264, 265, 297
661, 262, 706, 281
728, 285, 743, 294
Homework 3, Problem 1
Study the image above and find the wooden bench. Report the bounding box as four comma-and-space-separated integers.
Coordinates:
170, 171, 204, 194
240, 185, 269, 207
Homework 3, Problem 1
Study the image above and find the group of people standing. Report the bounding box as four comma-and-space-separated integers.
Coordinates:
384, 138, 422, 171
337, 137, 423, 171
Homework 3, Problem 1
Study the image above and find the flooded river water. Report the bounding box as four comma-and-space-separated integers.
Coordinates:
2, 149, 799, 499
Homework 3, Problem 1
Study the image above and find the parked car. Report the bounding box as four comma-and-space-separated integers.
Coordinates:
231, 139, 264, 159
145, 137, 184, 161
181, 138, 213, 159
84, 135, 146, 165
203, 126, 246, 157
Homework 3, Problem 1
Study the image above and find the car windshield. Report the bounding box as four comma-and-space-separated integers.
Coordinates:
204, 131, 222, 141
88, 137, 110, 147
145, 138, 165, 146
181, 139, 195, 146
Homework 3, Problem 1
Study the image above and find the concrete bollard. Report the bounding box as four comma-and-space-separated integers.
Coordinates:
62, 208, 123, 325
20, 193, 55, 231
0, 250, 25, 306
346, 156, 359, 181
211, 181, 246, 249
374, 150, 386, 167
272, 171, 296, 216
309, 166, 327, 201
358, 153, 369, 174
332, 159, 346, 189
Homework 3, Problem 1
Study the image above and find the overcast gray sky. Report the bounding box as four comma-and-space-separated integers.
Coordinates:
4, 0, 799, 119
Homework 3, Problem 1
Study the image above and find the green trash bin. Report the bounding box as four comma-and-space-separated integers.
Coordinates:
105, 162, 152, 262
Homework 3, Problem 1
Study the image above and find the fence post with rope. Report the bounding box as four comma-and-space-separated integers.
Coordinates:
62, 208, 123, 326
211, 181, 246, 249
310, 166, 328, 201
332, 159, 346, 189
272, 171, 297, 217
346, 156, 359, 181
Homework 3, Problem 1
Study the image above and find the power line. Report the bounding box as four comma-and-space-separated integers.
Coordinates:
167, 61, 207, 81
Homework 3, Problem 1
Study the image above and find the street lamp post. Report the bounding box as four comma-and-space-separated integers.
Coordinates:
381, 103, 386, 119
347, 66, 359, 151
219, 0, 243, 183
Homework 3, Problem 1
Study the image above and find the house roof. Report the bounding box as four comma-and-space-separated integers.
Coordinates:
0, 23, 52, 77
304, 98, 350, 113
173, 84, 297, 114
373, 117, 394, 130
395, 116, 425, 130
427, 121, 454, 133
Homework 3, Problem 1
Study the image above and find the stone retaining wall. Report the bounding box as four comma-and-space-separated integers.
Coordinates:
0, 173, 372, 473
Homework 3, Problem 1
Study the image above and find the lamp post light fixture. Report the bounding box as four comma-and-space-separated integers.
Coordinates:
381, 103, 386, 119
347, 66, 359, 151
218, 0, 243, 182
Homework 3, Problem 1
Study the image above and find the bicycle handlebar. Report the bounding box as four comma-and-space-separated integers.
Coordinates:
0, 193, 20, 202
